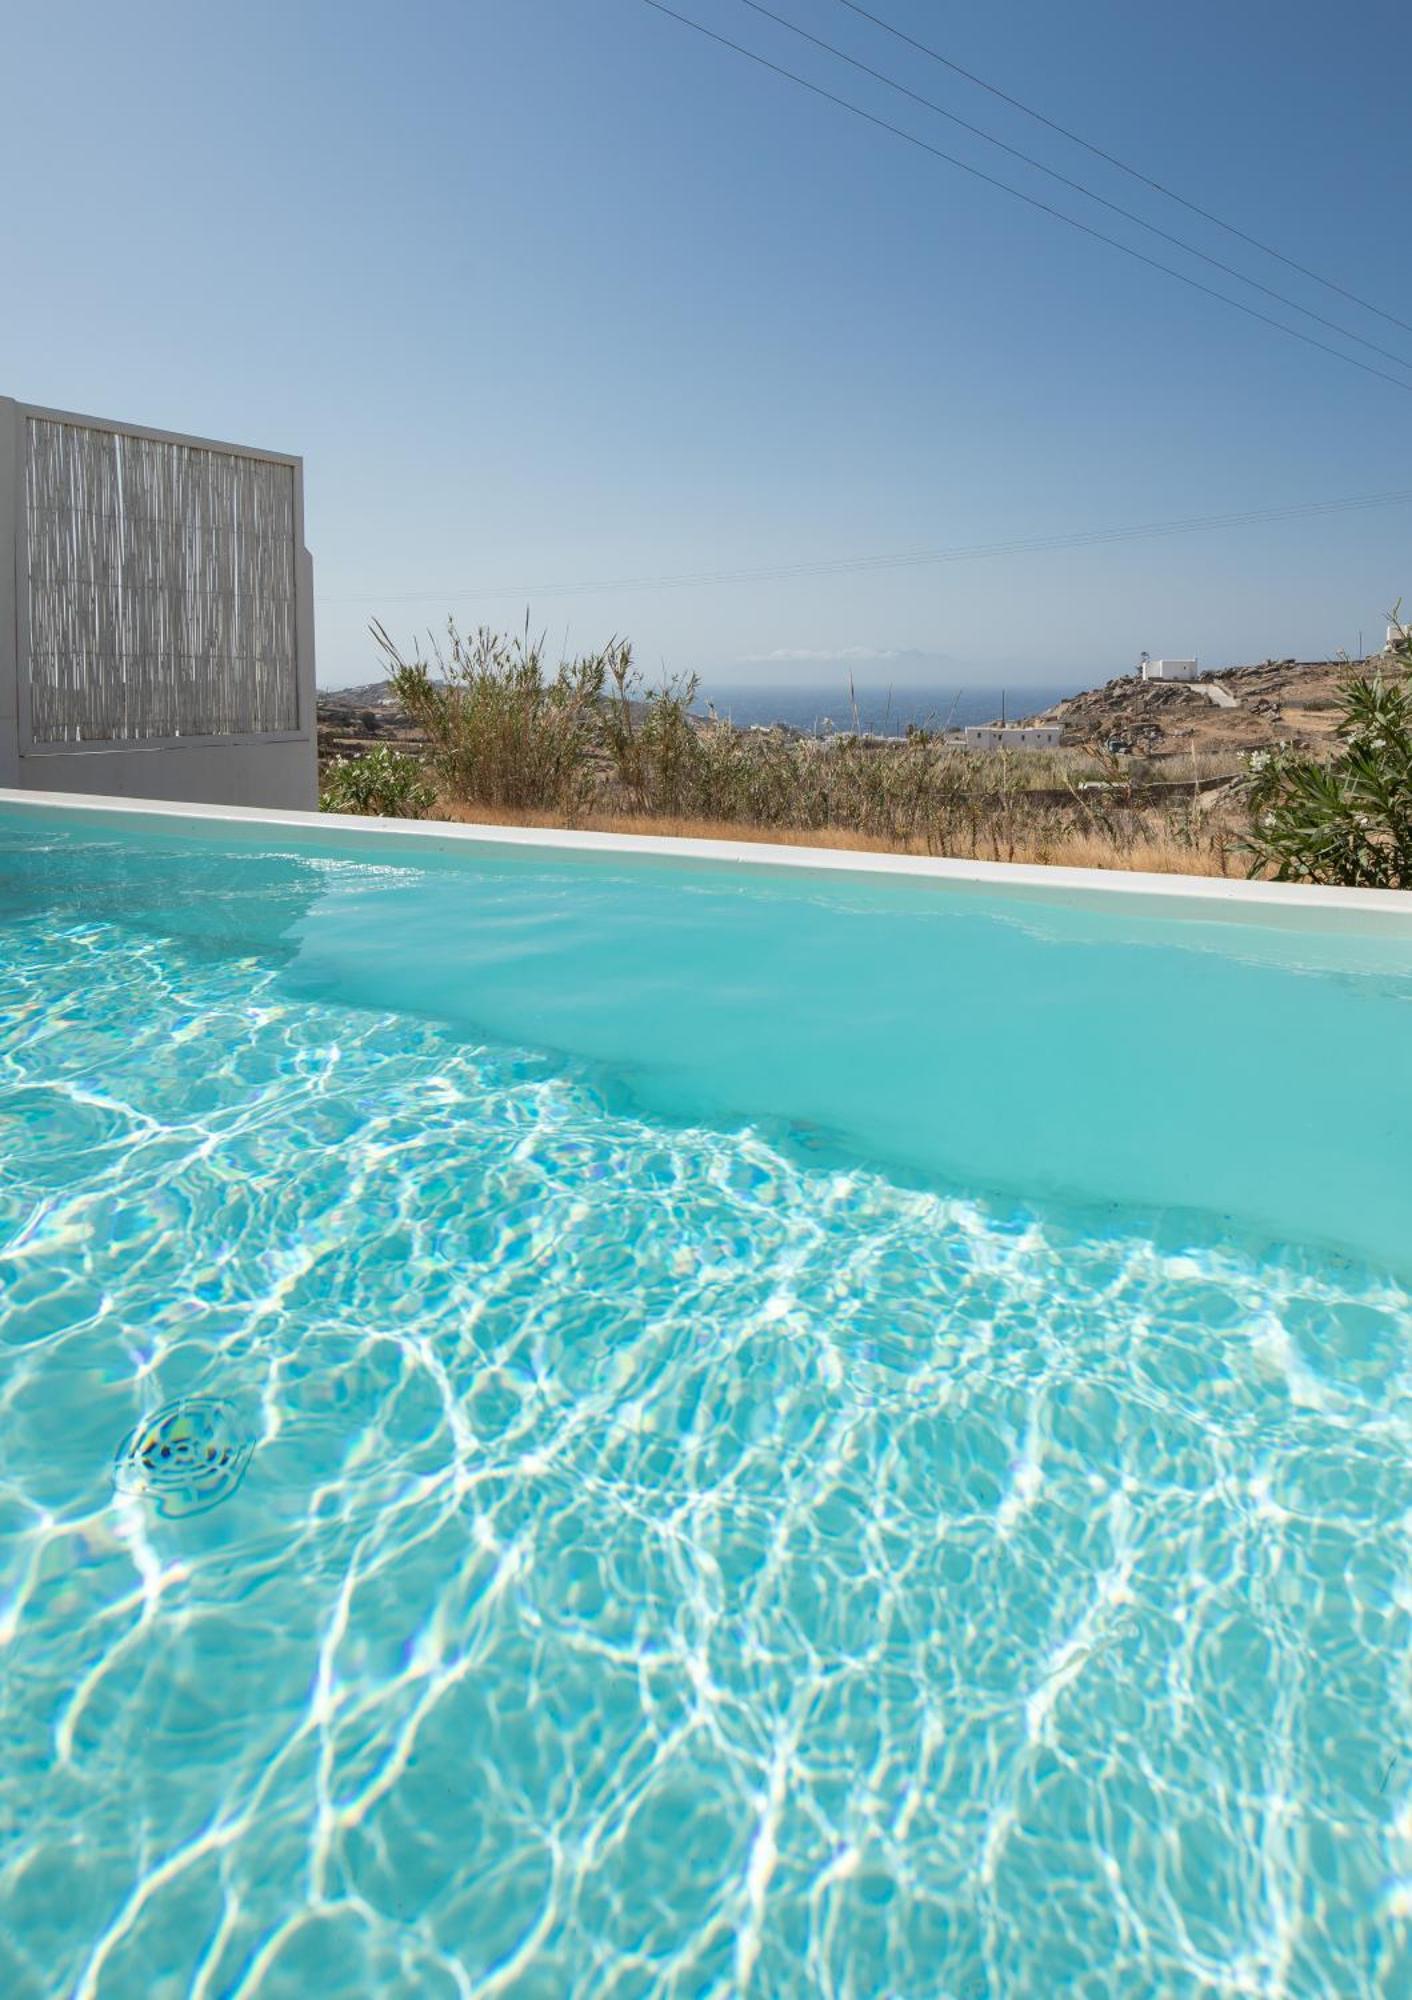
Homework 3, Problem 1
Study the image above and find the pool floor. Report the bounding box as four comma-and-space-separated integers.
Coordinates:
3, 890, 1412, 1997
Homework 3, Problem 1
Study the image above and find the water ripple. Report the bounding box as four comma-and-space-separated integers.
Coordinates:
1, 917, 1411, 1995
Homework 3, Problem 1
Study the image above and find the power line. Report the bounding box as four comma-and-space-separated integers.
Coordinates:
736, 0, 1412, 374
635, 0, 1412, 397
319, 487, 1412, 604
833, 0, 1412, 341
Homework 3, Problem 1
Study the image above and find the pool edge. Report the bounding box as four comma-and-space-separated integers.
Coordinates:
4, 784, 1412, 927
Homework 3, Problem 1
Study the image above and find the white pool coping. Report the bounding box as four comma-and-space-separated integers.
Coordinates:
4, 785, 1412, 927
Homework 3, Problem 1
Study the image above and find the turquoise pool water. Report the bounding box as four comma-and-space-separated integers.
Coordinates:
3, 803, 1412, 1996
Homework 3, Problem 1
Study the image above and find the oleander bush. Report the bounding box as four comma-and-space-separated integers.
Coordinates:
319, 745, 436, 818
1244, 628, 1412, 888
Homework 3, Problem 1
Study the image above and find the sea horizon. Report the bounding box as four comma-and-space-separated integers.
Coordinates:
692, 680, 1086, 737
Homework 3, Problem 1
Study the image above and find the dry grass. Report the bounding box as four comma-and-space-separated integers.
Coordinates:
360, 620, 1253, 878
440, 800, 1240, 877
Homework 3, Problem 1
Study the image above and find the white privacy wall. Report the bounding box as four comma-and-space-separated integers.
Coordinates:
1, 398, 316, 806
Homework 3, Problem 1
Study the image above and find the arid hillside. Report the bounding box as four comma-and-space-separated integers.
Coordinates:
1026, 657, 1397, 763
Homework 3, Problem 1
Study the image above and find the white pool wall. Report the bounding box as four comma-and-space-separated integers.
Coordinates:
3, 787, 1412, 936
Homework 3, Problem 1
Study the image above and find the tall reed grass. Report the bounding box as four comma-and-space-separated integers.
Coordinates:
371, 620, 1240, 874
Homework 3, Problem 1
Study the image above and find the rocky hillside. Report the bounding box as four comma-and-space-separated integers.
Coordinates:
1025, 658, 1390, 762
318, 681, 429, 768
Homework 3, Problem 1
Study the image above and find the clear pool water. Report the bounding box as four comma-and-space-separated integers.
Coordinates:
3, 804, 1412, 1997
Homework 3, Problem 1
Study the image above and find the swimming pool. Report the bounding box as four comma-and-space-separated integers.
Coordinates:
3, 794, 1412, 1996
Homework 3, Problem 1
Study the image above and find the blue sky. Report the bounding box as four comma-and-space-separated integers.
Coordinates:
3, 0, 1411, 692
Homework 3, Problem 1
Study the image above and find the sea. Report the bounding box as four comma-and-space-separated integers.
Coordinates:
694, 681, 1082, 737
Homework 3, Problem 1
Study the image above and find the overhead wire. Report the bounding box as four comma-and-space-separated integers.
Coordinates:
734, 0, 1412, 373
318, 13, 1412, 615
635, 0, 1412, 397
832, 0, 1412, 340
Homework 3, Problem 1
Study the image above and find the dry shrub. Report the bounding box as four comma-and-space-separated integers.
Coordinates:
368, 619, 1241, 876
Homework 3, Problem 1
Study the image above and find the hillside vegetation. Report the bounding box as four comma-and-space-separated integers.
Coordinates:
316, 624, 1412, 881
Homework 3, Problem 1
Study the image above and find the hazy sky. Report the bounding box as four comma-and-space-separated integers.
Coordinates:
3, 0, 1411, 691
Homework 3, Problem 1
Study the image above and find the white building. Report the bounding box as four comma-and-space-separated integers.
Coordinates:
1140, 657, 1199, 681
962, 724, 1063, 752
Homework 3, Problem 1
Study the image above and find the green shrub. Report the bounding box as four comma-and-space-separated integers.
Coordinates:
373, 618, 613, 817
320, 745, 436, 818
1245, 637, 1412, 887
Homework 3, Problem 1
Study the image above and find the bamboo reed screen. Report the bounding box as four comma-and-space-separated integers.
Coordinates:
23, 416, 300, 744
